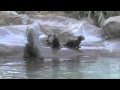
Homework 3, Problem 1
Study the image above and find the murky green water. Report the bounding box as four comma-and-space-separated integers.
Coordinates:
0, 46, 120, 79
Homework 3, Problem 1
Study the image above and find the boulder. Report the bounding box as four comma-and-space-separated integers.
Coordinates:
13, 14, 33, 25
0, 11, 34, 25
82, 17, 95, 25
16, 11, 37, 15
0, 11, 19, 25
0, 11, 19, 18
102, 16, 120, 39
16, 11, 37, 18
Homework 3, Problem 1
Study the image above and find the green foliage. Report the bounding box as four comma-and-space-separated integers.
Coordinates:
37, 11, 64, 16
64, 11, 120, 27
0, 19, 11, 26
1, 11, 120, 27
85, 11, 120, 27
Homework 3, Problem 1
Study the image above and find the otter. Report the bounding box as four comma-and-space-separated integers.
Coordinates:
46, 33, 53, 45
51, 34, 60, 48
24, 26, 45, 60
65, 35, 85, 48
46, 34, 60, 48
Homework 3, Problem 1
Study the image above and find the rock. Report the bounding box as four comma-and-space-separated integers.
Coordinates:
82, 22, 102, 38
104, 38, 120, 53
102, 16, 120, 39
0, 11, 19, 25
16, 11, 37, 18
0, 11, 34, 25
13, 14, 33, 25
82, 17, 95, 25
0, 11, 19, 18
16, 11, 37, 15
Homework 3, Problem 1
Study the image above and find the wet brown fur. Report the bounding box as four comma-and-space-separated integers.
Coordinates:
51, 34, 60, 48
65, 36, 85, 48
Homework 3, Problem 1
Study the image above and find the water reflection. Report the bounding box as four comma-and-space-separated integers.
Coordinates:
0, 58, 27, 79
51, 57, 61, 78
51, 48, 61, 55
0, 46, 120, 79
24, 57, 44, 79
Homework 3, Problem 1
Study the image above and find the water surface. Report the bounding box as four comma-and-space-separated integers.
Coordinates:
0, 46, 120, 79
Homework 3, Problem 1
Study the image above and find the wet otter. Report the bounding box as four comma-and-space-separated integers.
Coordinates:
51, 34, 60, 48
46, 34, 60, 48
46, 33, 53, 45
24, 26, 45, 60
65, 35, 85, 48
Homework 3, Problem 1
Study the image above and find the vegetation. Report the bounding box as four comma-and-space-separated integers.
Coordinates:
37, 11, 120, 27
36, 11, 64, 16
1, 11, 120, 27
0, 19, 13, 26
63, 11, 120, 27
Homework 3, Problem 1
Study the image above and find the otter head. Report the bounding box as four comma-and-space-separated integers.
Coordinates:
77, 36, 85, 41
52, 34, 59, 40
48, 33, 53, 38
46, 33, 54, 44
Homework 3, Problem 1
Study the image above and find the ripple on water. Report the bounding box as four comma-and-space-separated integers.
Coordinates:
0, 41, 120, 79
0, 59, 27, 79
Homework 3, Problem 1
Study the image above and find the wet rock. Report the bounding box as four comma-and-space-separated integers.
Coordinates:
78, 22, 102, 45
104, 38, 120, 53
16, 11, 37, 15
0, 11, 19, 25
82, 23, 102, 37
82, 17, 95, 25
16, 11, 37, 18
3, 15, 33, 25
102, 16, 120, 39
0, 11, 19, 18
13, 14, 34, 25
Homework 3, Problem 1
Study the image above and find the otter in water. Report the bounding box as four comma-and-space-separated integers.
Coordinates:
24, 26, 45, 60
65, 36, 85, 48
46, 34, 60, 48
51, 34, 60, 48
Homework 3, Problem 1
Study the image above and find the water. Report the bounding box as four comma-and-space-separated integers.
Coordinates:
0, 46, 120, 79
